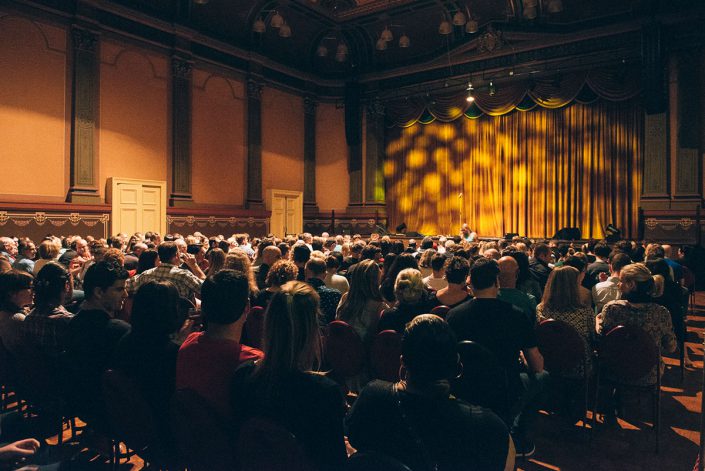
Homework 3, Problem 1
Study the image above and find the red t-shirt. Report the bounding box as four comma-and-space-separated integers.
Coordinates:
176, 332, 263, 417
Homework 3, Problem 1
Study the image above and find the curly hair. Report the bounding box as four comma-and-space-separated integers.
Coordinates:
265, 259, 299, 288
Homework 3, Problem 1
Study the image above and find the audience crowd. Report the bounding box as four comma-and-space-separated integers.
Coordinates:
0, 229, 698, 470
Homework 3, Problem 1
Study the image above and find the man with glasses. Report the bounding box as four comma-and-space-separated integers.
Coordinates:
12, 238, 36, 274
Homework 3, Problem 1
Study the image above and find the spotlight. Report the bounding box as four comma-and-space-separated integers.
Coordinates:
466, 82, 475, 102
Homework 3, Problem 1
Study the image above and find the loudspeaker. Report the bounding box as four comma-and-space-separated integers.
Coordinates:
395, 222, 407, 233
553, 227, 582, 240
605, 224, 621, 242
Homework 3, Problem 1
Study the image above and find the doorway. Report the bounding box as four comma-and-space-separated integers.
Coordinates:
107, 178, 167, 236
268, 189, 303, 238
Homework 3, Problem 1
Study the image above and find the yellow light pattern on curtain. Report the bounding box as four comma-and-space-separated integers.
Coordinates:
385, 100, 642, 239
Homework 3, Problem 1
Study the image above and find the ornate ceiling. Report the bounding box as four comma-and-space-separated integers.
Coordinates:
17, 0, 705, 92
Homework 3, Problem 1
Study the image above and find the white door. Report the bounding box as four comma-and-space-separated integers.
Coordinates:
268, 190, 302, 238
109, 178, 167, 236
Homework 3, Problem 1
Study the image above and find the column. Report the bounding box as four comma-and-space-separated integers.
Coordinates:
246, 77, 264, 209
170, 56, 193, 206
303, 95, 318, 213
67, 27, 101, 204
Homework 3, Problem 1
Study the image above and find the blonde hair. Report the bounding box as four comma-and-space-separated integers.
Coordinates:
224, 249, 258, 294
541, 266, 582, 311
394, 268, 425, 304
620, 263, 664, 299
255, 281, 322, 397
337, 259, 382, 324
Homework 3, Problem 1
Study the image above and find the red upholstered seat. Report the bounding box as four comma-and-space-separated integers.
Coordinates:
243, 305, 266, 350
324, 320, 366, 379
430, 305, 450, 318
369, 330, 402, 382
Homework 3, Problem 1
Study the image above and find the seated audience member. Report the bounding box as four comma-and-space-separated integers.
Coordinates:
304, 257, 341, 325
506, 250, 542, 301
129, 242, 204, 301
497, 256, 537, 324
596, 263, 677, 385
176, 270, 262, 418
255, 245, 281, 290
378, 269, 431, 334
429, 256, 471, 309
447, 258, 546, 457
224, 249, 260, 302
323, 255, 349, 296
205, 248, 226, 277
232, 281, 347, 471
347, 315, 514, 471
293, 244, 312, 281
562, 255, 593, 307
418, 248, 436, 278
0, 256, 11, 274
336, 259, 389, 344
584, 243, 611, 289
33, 239, 60, 276
645, 258, 691, 366
0, 238, 17, 265
65, 260, 131, 421
114, 280, 184, 430
592, 252, 631, 312
380, 253, 419, 303
537, 266, 594, 375
528, 243, 553, 295
137, 249, 160, 274
661, 244, 684, 284
253, 259, 298, 308
423, 252, 448, 291
0, 270, 33, 354
12, 239, 36, 274
23, 263, 74, 358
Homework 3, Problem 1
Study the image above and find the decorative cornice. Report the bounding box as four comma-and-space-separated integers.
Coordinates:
247, 78, 264, 100
304, 95, 318, 115
172, 57, 193, 80
0, 210, 110, 238
72, 28, 97, 53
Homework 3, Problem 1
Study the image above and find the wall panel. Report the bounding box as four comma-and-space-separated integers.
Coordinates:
262, 87, 304, 193
316, 102, 349, 211
99, 41, 168, 197
0, 16, 67, 198
191, 69, 246, 205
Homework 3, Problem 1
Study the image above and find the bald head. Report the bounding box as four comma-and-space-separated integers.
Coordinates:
262, 245, 282, 265
497, 256, 519, 288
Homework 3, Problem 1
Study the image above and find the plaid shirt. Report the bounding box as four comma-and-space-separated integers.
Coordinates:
127, 263, 202, 300
23, 305, 74, 357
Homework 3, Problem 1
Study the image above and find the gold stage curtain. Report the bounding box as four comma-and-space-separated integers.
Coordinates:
384, 99, 643, 239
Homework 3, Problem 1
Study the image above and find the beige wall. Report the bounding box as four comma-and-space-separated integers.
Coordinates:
316, 103, 349, 211
261, 87, 304, 194
0, 11, 352, 213
192, 69, 246, 205
99, 41, 168, 196
0, 16, 67, 198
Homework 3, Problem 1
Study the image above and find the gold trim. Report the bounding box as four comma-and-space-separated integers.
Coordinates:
0, 211, 110, 238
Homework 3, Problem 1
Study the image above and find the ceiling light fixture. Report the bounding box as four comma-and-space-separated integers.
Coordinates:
465, 18, 478, 33
399, 33, 410, 48
316, 44, 328, 57
335, 42, 348, 62
439, 19, 452, 35
547, 0, 563, 13
279, 22, 291, 38
376, 37, 388, 51
193, 0, 209, 5
488, 81, 496, 96
253, 17, 266, 33
466, 82, 475, 102
524, 7, 537, 19
452, 10, 466, 26
381, 26, 393, 42
271, 11, 284, 28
